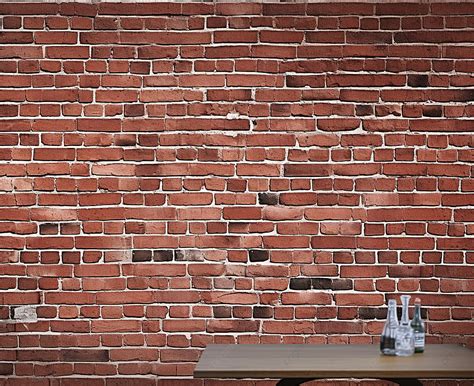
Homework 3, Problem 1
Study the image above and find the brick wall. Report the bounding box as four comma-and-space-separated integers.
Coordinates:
0, 1, 473, 384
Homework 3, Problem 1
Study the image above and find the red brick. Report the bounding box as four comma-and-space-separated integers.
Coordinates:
263, 207, 304, 221
305, 31, 344, 43
0, 5, 472, 378
91, 320, 140, 333
311, 236, 356, 249
281, 293, 332, 305
120, 32, 211, 45
307, 3, 373, 15
261, 31, 304, 43
262, 321, 314, 334
263, 236, 309, 249
214, 31, 258, 43
335, 294, 384, 306
279, 193, 317, 206
35, 32, 77, 44
169, 193, 213, 206
46, 46, 89, 59
207, 320, 259, 333
263, 3, 306, 15
318, 118, 361, 131
223, 207, 261, 220
75, 236, 132, 249
201, 291, 257, 305
0, 32, 33, 44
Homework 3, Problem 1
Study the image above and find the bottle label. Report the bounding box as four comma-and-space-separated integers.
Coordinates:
414, 333, 425, 348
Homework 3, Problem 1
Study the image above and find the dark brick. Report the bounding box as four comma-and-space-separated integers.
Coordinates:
0, 363, 13, 375
359, 307, 429, 320
253, 306, 273, 319
405, 307, 427, 319
355, 104, 373, 116
258, 193, 279, 205
213, 306, 231, 318
248, 249, 269, 262
174, 250, 185, 261
153, 250, 173, 262
9, 306, 17, 319
132, 250, 152, 262
39, 223, 58, 235
175, 250, 204, 261
311, 278, 332, 290
60, 349, 109, 362
331, 279, 353, 291
421, 308, 428, 319
289, 278, 312, 290
408, 74, 429, 87
114, 135, 137, 146
359, 307, 387, 320
423, 105, 442, 117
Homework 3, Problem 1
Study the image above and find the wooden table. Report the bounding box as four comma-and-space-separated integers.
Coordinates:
194, 344, 474, 386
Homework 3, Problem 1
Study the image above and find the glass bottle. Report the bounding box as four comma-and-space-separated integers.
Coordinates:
410, 298, 425, 353
380, 299, 398, 356
395, 295, 415, 356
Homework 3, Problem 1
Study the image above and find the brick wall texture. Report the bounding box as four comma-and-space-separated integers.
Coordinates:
0, 1, 473, 384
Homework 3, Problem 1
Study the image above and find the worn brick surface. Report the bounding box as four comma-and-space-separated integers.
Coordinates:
0, 1, 473, 384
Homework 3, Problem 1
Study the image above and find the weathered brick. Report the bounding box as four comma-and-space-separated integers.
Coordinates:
132, 250, 152, 262
248, 250, 269, 263
60, 349, 109, 362
253, 306, 273, 319
359, 307, 387, 320
258, 193, 279, 205
0, 4, 471, 381
174, 250, 205, 261
289, 278, 312, 290
311, 278, 333, 290
0, 363, 14, 375
408, 74, 429, 87
213, 306, 231, 318
153, 250, 174, 262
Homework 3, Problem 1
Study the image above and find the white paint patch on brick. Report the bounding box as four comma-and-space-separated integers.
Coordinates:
11, 306, 38, 323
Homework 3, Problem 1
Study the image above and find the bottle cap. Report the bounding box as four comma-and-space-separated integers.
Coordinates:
414, 298, 421, 304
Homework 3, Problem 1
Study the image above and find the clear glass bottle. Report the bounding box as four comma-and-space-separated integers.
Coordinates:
395, 295, 415, 356
380, 299, 399, 356
410, 298, 425, 353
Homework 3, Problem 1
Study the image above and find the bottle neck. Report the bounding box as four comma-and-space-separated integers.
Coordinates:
413, 304, 421, 320
401, 300, 410, 325
387, 303, 398, 325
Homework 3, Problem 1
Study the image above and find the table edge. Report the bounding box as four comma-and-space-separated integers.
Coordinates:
194, 344, 474, 379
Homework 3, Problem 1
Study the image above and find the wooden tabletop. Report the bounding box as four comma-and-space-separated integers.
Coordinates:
194, 344, 474, 379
